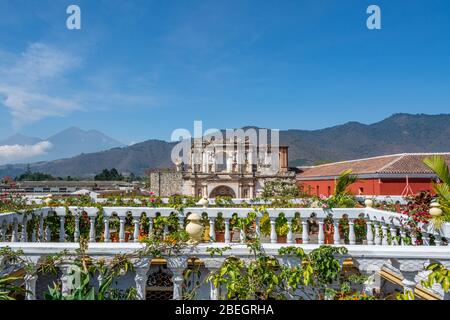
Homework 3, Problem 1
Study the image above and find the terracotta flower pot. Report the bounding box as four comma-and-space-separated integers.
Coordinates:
295, 238, 303, 244
277, 235, 287, 243
215, 231, 225, 242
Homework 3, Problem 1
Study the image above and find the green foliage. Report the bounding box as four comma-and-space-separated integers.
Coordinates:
94, 168, 123, 181
261, 179, 299, 198
206, 242, 349, 300
0, 275, 25, 300
421, 263, 450, 293
15, 171, 58, 181
334, 169, 358, 197
423, 155, 450, 225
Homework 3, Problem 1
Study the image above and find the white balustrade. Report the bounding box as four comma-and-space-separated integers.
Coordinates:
0, 206, 448, 248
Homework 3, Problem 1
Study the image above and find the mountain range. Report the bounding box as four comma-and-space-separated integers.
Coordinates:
0, 113, 449, 178
0, 127, 125, 163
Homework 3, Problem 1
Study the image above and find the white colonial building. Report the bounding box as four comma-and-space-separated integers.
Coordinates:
176, 137, 295, 198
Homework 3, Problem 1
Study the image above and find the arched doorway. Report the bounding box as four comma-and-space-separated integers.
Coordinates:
209, 185, 236, 198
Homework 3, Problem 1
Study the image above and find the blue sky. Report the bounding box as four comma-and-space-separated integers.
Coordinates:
0, 0, 449, 145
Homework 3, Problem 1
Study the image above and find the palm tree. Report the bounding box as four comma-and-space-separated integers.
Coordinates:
423, 155, 450, 227
333, 169, 358, 197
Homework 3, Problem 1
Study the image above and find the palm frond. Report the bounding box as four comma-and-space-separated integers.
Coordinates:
334, 169, 358, 196
423, 156, 450, 185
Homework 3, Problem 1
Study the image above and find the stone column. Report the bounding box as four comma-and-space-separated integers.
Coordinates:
24, 263, 40, 300
393, 259, 424, 296
59, 262, 78, 296
353, 258, 387, 296
167, 257, 188, 300
204, 259, 223, 300
134, 258, 150, 300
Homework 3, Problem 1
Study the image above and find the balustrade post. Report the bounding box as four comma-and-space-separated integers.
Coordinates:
240, 227, 246, 243
89, 217, 96, 242
178, 216, 184, 231
389, 225, 398, 245
74, 215, 80, 242
38, 214, 44, 242
20, 216, 27, 242
411, 233, 417, 246
59, 216, 65, 243
318, 220, 325, 245
31, 228, 37, 242
348, 220, 356, 245
119, 216, 126, 242
255, 217, 261, 239
366, 220, 374, 245
163, 225, 169, 240
11, 218, 18, 242
1, 221, 6, 242
422, 232, 430, 246
269, 217, 277, 244
381, 223, 388, 245
209, 217, 215, 241
104, 217, 110, 242
133, 218, 140, 243
400, 228, 407, 246
434, 234, 442, 246
301, 219, 310, 244
224, 219, 231, 243
44, 226, 51, 242
287, 218, 294, 244
148, 217, 154, 237
333, 221, 340, 245
374, 223, 381, 245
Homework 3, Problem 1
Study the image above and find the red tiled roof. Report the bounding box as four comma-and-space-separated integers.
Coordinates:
297, 153, 450, 179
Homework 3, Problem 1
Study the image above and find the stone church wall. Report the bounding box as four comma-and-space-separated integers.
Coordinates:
148, 171, 183, 197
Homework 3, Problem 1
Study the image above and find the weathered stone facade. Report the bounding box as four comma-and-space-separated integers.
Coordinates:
148, 170, 183, 197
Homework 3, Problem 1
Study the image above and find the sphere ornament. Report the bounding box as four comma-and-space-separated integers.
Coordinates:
429, 202, 443, 217
185, 213, 204, 243
364, 198, 374, 208
197, 197, 209, 208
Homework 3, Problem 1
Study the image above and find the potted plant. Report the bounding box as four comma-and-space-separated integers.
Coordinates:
276, 224, 289, 243
214, 215, 226, 242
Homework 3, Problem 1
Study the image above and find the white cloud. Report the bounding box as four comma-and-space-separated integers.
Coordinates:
0, 141, 52, 165
0, 43, 81, 129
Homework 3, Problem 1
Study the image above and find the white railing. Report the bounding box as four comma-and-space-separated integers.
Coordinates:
0, 206, 449, 245
1, 242, 450, 300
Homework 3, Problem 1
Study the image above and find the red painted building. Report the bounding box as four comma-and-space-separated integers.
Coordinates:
296, 153, 450, 196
